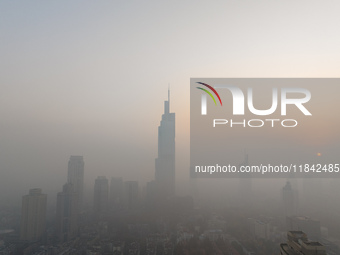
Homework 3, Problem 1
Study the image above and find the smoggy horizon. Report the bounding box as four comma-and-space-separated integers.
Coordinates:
1, 1, 340, 206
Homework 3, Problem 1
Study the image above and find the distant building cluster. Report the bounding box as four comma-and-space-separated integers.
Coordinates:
1, 89, 339, 255
0, 90, 183, 254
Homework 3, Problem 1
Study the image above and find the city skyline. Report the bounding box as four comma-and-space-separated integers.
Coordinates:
2, 87, 339, 254
1, 1, 340, 203
1, 1, 340, 254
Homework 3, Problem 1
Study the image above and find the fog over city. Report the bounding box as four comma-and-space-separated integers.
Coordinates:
1, 1, 340, 254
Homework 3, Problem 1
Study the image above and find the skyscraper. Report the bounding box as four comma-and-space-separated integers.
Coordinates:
94, 176, 109, 214
67, 156, 84, 208
123, 181, 139, 210
238, 153, 252, 207
286, 216, 321, 241
56, 183, 78, 242
282, 181, 298, 219
20, 189, 47, 242
155, 89, 176, 198
110, 177, 123, 209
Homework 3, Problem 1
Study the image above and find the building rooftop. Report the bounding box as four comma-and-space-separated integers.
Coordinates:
280, 243, 300, 255
282, 231, 327, 255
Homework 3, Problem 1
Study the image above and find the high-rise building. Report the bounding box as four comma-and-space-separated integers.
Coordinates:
248, 216, 273, 240
94, 176, 109, 214
67, 156, 84, 208
20, 189, 47, 242
286, 216, 321, 241
110, 177, 123, 209
282, 181, 298, 219
123, 181, 139, 210
56, 183, 78, 242
155, 89, 176, 198
146, 180, 157, 209
280, 231, 326, 255
238, 154, 252, 207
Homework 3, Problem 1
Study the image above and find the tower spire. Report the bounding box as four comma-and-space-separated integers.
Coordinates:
164, 85, 170, 114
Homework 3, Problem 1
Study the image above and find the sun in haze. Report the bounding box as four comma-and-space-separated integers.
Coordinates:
317, 152, 322, 156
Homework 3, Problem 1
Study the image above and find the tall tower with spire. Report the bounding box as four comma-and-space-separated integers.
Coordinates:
155, 88, 176, 197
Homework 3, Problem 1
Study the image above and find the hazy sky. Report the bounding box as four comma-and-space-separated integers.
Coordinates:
1, 1, 340, 204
